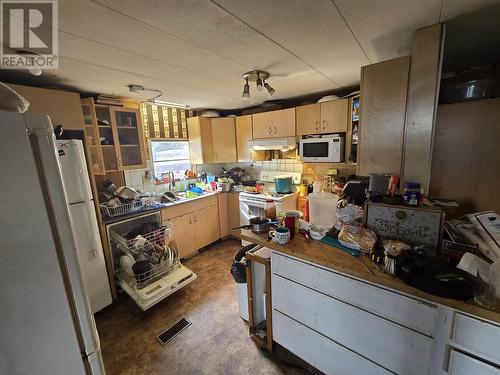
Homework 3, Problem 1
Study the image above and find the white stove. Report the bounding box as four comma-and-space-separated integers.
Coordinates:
239, 170, 300, 245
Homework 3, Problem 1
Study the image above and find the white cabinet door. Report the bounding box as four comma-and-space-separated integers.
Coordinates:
452, 314, 500, 366
449, 350, 500, 375
272, 252, 437, 336
272, 274, 433, 375
273, 310, 391, 375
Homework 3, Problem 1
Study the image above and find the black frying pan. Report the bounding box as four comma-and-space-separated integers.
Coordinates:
232, 217, 280, 234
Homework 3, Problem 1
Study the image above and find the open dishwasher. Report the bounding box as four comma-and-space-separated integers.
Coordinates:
106, 211, 196, 310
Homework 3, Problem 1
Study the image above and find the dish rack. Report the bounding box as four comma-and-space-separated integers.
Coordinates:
100, 197, 157, 218
110, 223, 179, 288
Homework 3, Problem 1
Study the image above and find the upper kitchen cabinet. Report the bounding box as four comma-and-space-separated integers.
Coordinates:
357, 56, 410, 176
187, 116, 237, 164
296, 100, 349, 136
296, 103, 321, 136
320, 99, 349, 134
81, 98, 105, 175
8, 84, 84, 130
81, 99, 146, 173
252, 108, 295, 138
236, 115, 253, 162
109, 107, 147, 170
211, 118, 237, 163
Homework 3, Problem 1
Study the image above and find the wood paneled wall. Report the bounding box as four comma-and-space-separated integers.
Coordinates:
429, 98, 500, 217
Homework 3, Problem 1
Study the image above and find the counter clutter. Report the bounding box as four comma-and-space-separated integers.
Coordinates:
239, 228, 500, 375
239, 228, 500, 323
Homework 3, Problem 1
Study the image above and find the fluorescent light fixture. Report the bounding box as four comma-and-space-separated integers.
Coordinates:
153, 99, 189, 109
248, 137, 296, 151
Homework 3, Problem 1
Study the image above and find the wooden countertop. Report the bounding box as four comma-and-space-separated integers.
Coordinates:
239, 229, 500, 324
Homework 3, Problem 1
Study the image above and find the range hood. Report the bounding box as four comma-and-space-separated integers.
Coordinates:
248, 137, 296, 151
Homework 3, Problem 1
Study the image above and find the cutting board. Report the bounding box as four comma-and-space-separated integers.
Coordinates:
321, 236, 360, 257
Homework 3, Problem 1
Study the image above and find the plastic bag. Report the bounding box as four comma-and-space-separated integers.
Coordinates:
383, 240, 410, 256
334, 202, 363, 230
338, 225, 377, 253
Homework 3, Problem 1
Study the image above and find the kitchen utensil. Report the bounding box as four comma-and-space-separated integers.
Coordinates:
232, 217, 279, 234
359, 256, 375, 276
216, 182, 232, 192
274, 176, 293, 194
442, 78, 493, 103
308, 191, 339, 229
116, 186, 140, 202
269, 227, 290, 244
132, 260, 152, 283
190, 187, 203, 194
103, 179, 117, 193
309, 225, 326, 240
119, 255, 135, 277
384, 251, 397, 275
320, 236, 360, 256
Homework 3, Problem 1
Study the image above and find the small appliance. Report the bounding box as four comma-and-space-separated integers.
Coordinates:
299, 135, 344, 162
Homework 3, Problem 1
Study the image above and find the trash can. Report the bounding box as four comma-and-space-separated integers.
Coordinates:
230, 244, 254, 321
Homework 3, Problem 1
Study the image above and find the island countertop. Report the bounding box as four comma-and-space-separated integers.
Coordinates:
239, 228, 500, 325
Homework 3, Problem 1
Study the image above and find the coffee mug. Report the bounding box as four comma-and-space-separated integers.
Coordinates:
269, 226, 290, 244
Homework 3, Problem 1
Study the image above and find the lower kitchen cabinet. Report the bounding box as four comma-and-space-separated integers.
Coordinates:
270, 251, 500, 375
448, 350, 500, 375
162, 196, 220, 258
193, 205, 219, 250
167, 213, 196, 259
217, 193, 229, 238
228, 192, 241, 238
273, 311, 391, 375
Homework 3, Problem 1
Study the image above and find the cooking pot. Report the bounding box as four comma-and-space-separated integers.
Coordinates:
232, 217, 280, 234
274, 176, 293, 194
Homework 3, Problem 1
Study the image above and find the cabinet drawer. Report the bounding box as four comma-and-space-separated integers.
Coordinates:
272, 274, 433, 375
161, 195, 217, 220
273, 310, 391, 375
271, 252, 436, 336
452, 314, 500, 365
449, 350, 500, 375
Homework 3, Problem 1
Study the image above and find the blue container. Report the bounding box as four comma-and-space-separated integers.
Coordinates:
403, 182, 421, 206
274, 176, 293, 194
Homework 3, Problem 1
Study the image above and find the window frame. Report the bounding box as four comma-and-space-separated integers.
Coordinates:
149, 139, 191, 184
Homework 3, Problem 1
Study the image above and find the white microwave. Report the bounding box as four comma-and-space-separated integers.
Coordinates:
299, 136, 344, 163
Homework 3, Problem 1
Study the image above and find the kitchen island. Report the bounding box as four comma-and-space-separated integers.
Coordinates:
240, 229, 500, 375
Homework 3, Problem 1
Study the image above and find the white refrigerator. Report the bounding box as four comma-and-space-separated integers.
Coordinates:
0, 111, 105, 374
56, 139, 112, 314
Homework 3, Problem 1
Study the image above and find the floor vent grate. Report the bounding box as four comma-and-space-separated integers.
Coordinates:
157, 318, 191, 346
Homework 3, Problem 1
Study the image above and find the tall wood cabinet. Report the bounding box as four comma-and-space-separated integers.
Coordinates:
7, 84, 85, 131
296, 99, 349, 136
252, 108, 295, 138
236, 115, 253, 162
81, 98, 146, 173
187, 116, 237, 164
357, 56, 410, 176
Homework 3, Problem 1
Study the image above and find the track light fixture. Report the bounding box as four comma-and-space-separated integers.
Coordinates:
263, 80, 275, 96
256, 73, 263, 91
242, 70, 275, 99
242, 78, 250, 99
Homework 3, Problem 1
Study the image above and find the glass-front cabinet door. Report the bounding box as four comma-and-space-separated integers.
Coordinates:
109, 107, 146, 170
81, 98, 105, 175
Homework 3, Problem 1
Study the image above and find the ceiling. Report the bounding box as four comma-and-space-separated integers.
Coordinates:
1, 0, 499, 109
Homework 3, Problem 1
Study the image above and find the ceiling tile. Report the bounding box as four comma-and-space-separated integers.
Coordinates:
334, 0, 442, 62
